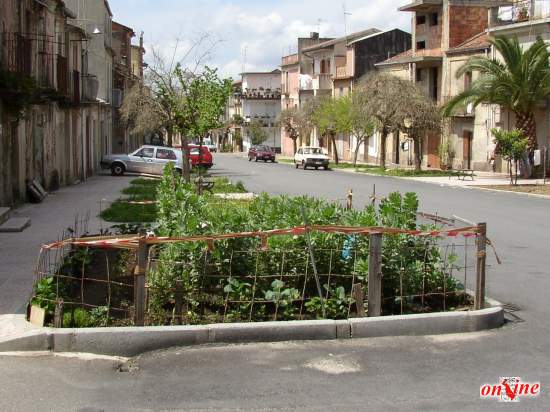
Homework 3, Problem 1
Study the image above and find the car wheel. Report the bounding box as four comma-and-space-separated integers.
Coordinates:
264, 159, 267, 162
295, 162, 299, 169
248, 156, 252, 162
315, 166, 319, 170
255, 157, 258, 162
111, 163, 124, 176
302, 161, 306, 170
324, 165, 329, 170
175, 168, 183, 175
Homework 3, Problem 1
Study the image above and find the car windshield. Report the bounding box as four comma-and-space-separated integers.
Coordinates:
303, 148, 323, 155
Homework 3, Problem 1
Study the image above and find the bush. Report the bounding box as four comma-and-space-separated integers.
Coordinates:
146, 165, 464, 324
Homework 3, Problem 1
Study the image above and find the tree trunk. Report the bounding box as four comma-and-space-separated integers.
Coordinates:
330, 132, 339, 164
413, 136, 422, 172
353, 137, 363, 167
292, 138, 297, 155
166, 128, 174, 147
380, 128, 388, 169
516, 111, 537, 178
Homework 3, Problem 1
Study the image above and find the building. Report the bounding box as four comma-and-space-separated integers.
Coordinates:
280, 32, 335, 155
280, 29, 411, 161
487, 0, 550, 171
65, 0, 114, 177
240, 70, 282, 152
222, 80, 244, 152
375, 0, 514, 170
0, 0, 88, 206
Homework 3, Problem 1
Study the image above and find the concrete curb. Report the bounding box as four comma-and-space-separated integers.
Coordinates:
0, 303, 504, 357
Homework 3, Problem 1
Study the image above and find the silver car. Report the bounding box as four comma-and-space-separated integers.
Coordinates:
101, 146, 187, 176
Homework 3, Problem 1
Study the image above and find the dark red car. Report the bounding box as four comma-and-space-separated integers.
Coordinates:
248, 145, 275, 162
174, 145, 214, 168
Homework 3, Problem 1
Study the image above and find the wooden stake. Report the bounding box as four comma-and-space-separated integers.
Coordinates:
134, 231, 149, 326
54, 299, 64, 328
352, 283, 365, 317
367, 233, 383, 317
475, 223, 487, 310
174, 279, 184, 325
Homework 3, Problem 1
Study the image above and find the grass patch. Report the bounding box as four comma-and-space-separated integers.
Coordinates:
212, 177, 247, 193
101, 175, 247, 223
477, 184, 550, 195
100, 201, 157, 223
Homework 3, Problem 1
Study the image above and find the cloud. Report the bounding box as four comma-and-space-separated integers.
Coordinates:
109, 0, 411, 78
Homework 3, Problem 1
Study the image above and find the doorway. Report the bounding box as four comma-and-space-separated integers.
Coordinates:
463, 130, 473, 170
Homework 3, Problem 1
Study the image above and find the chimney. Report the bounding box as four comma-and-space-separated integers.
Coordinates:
140, 31, 144, 50
310, 32, 319, 40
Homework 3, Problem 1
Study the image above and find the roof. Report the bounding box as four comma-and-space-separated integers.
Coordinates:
399, 0, 442, 12
347, 28, 410, 46
447, 32, 490, 54
241, 69, 281, 75
113, 21, 136, 36
375, 48, 443, 66
302, 28, 381, 52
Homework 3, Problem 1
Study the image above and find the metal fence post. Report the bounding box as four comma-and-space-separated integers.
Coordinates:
367, 233, 383, 317
134, 231, 149, 326
475, 223, 487, 310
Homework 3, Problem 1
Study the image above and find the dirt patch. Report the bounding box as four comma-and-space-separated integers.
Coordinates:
478, 185, 550, 195
304, 354, 361, 374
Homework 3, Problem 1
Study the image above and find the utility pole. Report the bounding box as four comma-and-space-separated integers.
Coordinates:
343, 3, 352, 37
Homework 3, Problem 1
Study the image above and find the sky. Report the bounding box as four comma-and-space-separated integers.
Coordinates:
108, 0, 411, 79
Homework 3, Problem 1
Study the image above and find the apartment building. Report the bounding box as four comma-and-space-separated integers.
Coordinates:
240, 70, 282, 152
0, 0, 142, 207
376, 0, 549, 172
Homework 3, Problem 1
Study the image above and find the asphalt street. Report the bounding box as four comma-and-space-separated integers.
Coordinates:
0, 154, 549, 411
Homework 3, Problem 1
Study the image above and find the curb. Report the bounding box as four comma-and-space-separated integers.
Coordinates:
0, 304, 504, 357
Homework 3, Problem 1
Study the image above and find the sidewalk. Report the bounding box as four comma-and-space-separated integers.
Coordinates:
0, 175, 132, 315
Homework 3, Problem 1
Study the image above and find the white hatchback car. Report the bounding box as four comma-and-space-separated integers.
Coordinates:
294, 147, 330, 170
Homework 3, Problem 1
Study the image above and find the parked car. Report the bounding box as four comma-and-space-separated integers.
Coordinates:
294, 147, 330, 170
174, 144, 214, 169
202, 139, 217, 153
248, 145, 276, 162
101, 146, 187, 176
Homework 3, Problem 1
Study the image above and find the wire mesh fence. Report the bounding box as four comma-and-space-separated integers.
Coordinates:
32, 217, 488, 328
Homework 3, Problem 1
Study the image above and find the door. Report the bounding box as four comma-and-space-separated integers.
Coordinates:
152, 148, 177, 175
463, 130, 473, 170
127, 147, 154, 174
427, 133, 440, 169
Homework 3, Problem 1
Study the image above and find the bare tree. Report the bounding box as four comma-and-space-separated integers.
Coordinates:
357, 73, 411, 169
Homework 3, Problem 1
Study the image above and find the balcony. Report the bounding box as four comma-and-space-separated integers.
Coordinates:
490, 0, 550, 27
242, 88, 282, 100
335, 66, 350, 79
442, 96, 475, 117
281, 53, 299, 66
312, 73, 333, 91
82, 75, 99, 102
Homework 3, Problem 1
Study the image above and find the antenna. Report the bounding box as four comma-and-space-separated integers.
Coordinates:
343, 3, 352, 37
242, 45, 247, 74
317, 18, 322, 35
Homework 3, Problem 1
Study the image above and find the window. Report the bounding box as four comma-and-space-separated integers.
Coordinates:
416, 68, 423, 82
430, 13, 439, 26
156, 149, 176, 160
135, 147, 154, 158
339, 87, 344, 96
416, 15, 426, 25
190, 148, 200, 155
464, 71, 473, 90
416, 41, 426, 50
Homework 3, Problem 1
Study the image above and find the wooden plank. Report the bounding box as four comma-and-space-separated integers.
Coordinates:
475, 223, 487, 310
352, 283, 365, 317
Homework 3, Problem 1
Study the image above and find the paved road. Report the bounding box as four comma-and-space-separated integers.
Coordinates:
0, 154, 548, 410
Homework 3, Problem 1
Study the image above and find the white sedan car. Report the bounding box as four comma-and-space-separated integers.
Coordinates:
294, 147, 330, 170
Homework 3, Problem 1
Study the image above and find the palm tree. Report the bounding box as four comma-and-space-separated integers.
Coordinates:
443, 36, 550, 174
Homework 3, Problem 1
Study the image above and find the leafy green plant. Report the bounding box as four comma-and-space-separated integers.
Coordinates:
305, 285, 353, 320
263, 280, 300, 320
31, 277, 59, 315
492, 128, 529, 185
